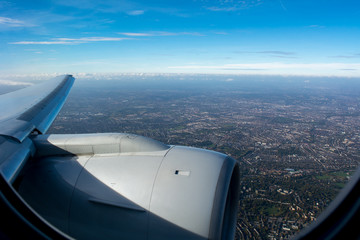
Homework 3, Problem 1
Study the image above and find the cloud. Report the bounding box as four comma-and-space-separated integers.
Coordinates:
204, 0, 263, 12
221, 68, 266, 71
9, 37, 131, 45
53, 0, 148, 15
56, 37, 129, 42
236, 50, 296, 56
127, 10, 145, 15
0, 79, 33, 86
206, 6, 238, 11
307, 25, 325, 28
10, 41, 69, 45
256, 51, 295, 56
235, 50, 297, 59
168, 62, 360, 76
0, 16, 34, 27
119, 32, 153, 37
1, 11, 79, 33
169, 62, 360, 70
118, 31, 204, 37
329, 53, 360, 59
279, 0, 287, 11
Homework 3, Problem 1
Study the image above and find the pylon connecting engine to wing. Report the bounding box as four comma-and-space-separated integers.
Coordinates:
17, 133, 240, 240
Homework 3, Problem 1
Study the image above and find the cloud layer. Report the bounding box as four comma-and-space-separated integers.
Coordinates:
9, 37, 130, 45
118, 31, 204, 37
169, 62, 360, 76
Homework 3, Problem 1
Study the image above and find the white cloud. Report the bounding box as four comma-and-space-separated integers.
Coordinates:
127, 10, 145, 15
10, 41, 69, 45
206, 6, 237, 11
256, 51, 296, 56
119, 32, 153, 36
9, 37, 131, 45
168, 62, 360, 77
0, 73, 67, 83
169, 62, 360, 70
56, 37, 129, 42
118, 31, 204, 37
0, 79, 33, 86
53, 0, 138, 14
0, 16, 34, 27
329, 53, 360, 59
307, 25, 325, 28
204, 0, 263, 12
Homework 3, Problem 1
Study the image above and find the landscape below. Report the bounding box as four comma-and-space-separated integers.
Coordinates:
5, 74, 358, 240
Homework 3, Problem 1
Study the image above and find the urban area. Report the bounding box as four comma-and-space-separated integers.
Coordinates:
44, 74, 360, 239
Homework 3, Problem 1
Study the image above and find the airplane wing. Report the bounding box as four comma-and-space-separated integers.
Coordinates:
0, 75, 75, 239
0, 75, 74, 143
0, 75, 74, 182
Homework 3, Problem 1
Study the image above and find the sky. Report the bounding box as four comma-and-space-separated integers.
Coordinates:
1, 0, 360, 77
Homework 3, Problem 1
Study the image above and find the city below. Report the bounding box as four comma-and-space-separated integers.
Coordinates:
3, 74, 360, 239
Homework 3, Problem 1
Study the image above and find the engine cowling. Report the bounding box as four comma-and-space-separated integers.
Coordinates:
17, 133, 240, 240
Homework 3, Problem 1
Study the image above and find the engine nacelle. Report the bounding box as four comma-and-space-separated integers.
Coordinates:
17, 133, 240, 240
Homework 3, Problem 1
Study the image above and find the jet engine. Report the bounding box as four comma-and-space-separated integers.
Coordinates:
17, 133, 240, 240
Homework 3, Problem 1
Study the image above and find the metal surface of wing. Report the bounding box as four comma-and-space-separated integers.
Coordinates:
0, 75, 74, 142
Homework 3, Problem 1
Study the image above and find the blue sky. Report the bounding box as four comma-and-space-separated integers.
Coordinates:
1, 0, 360, 77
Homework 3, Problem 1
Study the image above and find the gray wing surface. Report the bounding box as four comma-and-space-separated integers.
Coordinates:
0, 75, 74, 182
0, 75, 74, 142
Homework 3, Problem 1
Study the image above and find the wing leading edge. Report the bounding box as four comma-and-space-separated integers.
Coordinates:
0, 75, 74, 142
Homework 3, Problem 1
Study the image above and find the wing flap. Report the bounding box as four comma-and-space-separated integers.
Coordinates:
0, 120, 35, 143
